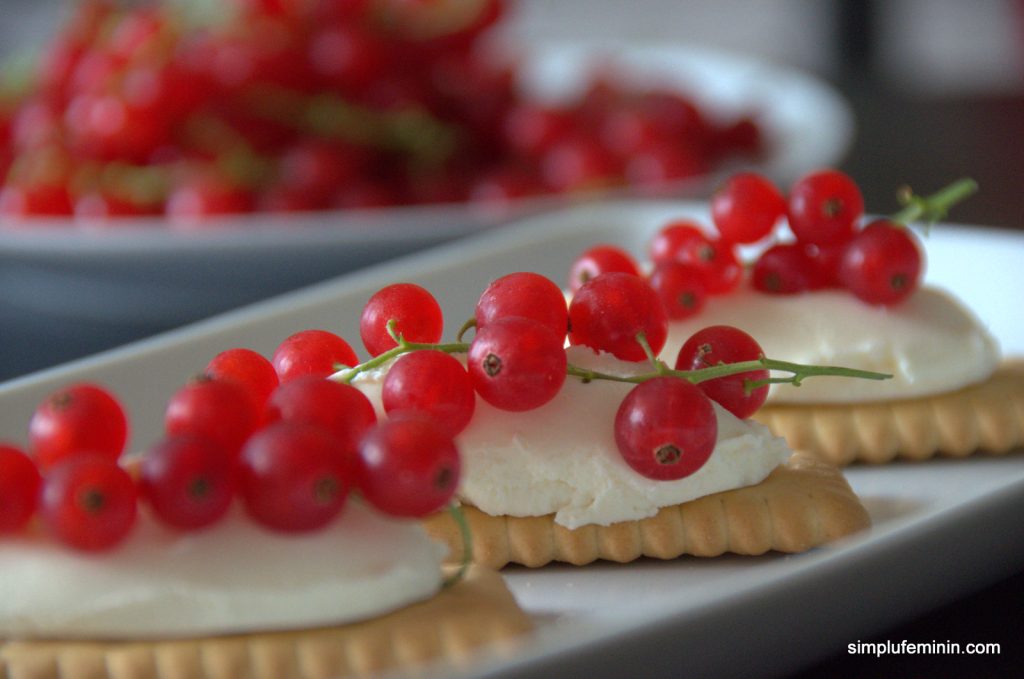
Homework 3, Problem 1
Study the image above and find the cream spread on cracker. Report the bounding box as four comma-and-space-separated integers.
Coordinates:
661, 287, 999, 404
0, 501, 445, 639
352, 347, 790, 529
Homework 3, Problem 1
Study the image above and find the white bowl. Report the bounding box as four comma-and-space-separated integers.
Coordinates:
0, 44, 853, 330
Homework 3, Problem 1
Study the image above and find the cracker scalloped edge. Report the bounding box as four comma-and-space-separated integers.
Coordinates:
0, 565, 532, 679
424, 454, 869, 569
753, 361, 1024, 466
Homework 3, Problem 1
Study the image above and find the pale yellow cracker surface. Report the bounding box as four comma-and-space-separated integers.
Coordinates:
424, 454, 869, 569
753, 361, 1024, 465
0, 566, 532, 679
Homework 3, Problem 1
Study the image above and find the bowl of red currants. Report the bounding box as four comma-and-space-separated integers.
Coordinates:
0, 0, 853, 331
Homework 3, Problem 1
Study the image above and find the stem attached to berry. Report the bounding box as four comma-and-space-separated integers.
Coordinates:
566, 357, 890, 391
890, 178, 978, 230
441, 503, 473, 589
334, 320, 890, 390
334, 337, 472, 384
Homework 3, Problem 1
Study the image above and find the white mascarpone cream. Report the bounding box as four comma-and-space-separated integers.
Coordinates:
0, 501, 445, 640
661, 287, 1000, 404
351, 347, 790, 529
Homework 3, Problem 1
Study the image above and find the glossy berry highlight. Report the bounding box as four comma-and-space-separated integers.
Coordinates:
614, 377, 717, 480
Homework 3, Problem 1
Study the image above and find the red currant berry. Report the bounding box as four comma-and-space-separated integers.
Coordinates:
139, 436, 236, 531
360, 283, 444, 357
358, 413, 460, 518
264, 377, 377, 455
382, 350, 475, 436
649, 221, 711, 265
805, 242, 847, 288
839, 219, 923, 305
751, 243, 820, 294
568, 272, 668, 362
614, 377, 717, 480
164, 377, 259, 458
648, 222, 741, 294
674, 325, 769, 419
648, 262, 707, 319
0, 444, 41, 533
788, 169, 864, 246
568, 244, 640, 293
710, 171, 786, 244
272, 329, 359, 383
29, 383, 129, 472
501, 103, 575, 157
165, 175, 254, 224
239, 422, 353, 532
468, 316, 567, 411
475, 271, 568, 340
540, 135, 619, 193
205, 347, 279, 413
38, 456, 138, 551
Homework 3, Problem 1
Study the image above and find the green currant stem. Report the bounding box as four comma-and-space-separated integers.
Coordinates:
441, 503, 473, 590
455, 317, 477, 343
637, 332, 672, 375
335, 338, 471, 384
334, 321, 890, 389
566, 357, 889, 390
890, 177, 978, 229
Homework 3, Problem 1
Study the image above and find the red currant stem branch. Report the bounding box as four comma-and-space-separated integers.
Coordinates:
385, 319, 402, 344
441, 503, 473, 590
634, 332, 672, 375
455, 317, 477, 343
565, 357, 890, 388
333, 331, 889, 389
334, 338, 472, 384
890, 178, 978, 231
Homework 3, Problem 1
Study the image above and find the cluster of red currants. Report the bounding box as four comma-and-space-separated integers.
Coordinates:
0, 285, 468, 552
0, 0, 761, 223
0, 270, 777, 550
570, 168, 925, 313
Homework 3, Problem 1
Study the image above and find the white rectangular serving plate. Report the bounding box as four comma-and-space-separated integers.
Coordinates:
2, 200, 1023, 678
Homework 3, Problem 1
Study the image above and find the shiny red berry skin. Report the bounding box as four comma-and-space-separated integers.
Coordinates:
648, 222, 741, 294
788, 169, 864, 246
614, 377, 717, 480
675, 325, 769, 419
29, 383, 129, 472
205, 347, 279, 412
360, 283, 444, 357
710, 171, 786, 244
649, 221, 714, 265
568, 244, 640, 293
805, 242, 847, 288
272, 329, 359, 382
468, 316, 567, 411
38, 456, 138, 551
568, 272, 668, 362
475, 271, 569, 341
751, 243, 821, 294
839, 219, 923, 305
139, 436, 236, 530
382, 350, 476, 436
164, 377, 259, 458
264, 377, 377, 455
0, 444, 41, 533
648, 262, 707, 320
358, 413, 460, 518
239, 422, 353, 532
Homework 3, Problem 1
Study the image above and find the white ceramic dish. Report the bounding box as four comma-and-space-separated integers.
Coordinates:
0, 43, 853, 328
0, 199, 1021, 678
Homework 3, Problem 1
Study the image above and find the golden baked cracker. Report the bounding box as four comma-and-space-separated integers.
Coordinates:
424, 454, 869, 569
753, 361, 1024, 466
0, 566, 531, 679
